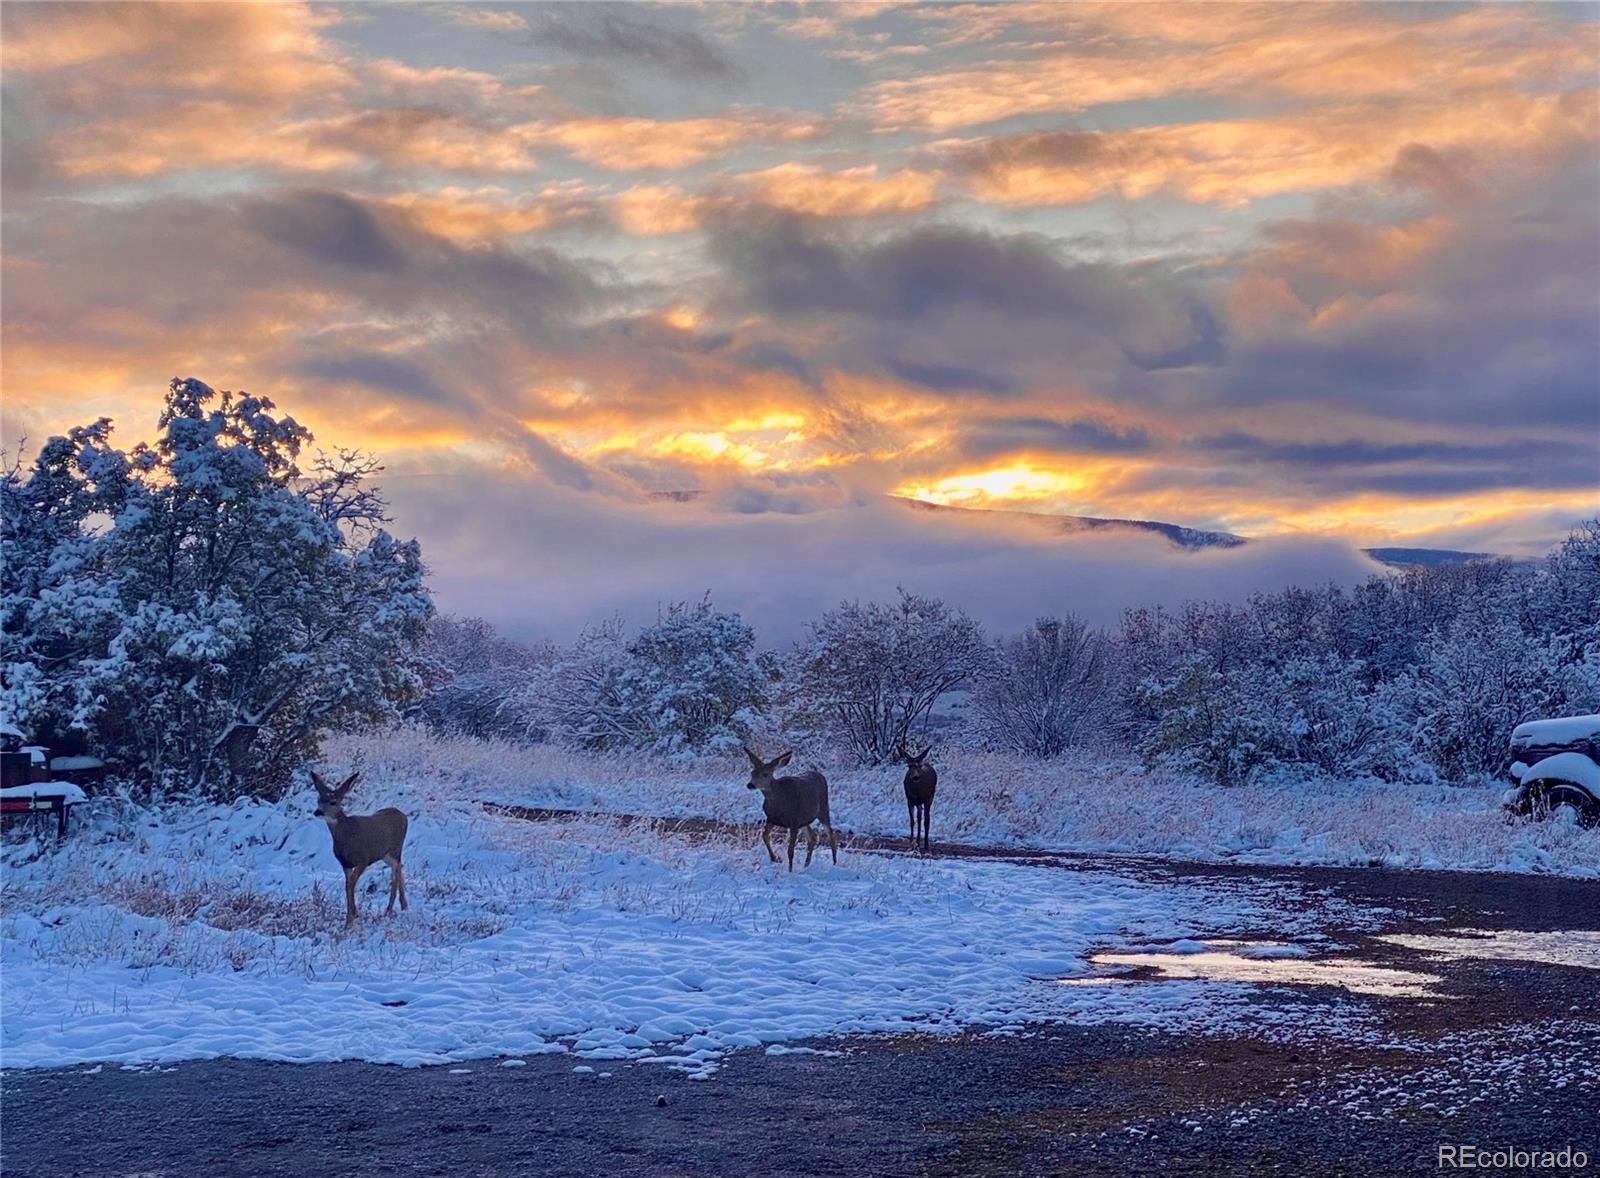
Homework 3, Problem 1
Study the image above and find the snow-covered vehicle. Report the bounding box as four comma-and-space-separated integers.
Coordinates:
1506, 714, 1600, 827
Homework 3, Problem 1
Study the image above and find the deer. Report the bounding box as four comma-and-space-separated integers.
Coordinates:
311, 771, 408, 926
900, 743, 937, 853
743, 745, 838, 871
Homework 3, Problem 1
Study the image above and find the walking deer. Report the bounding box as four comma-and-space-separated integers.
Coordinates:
311, 771, 408, 926
743, 746, 838, 870
900, 744, 937, 853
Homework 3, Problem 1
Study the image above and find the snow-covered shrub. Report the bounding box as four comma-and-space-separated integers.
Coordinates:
1250, 653, 1388, 779
0, 379, 432, 798
1389, 609, 1597, 782
415, 615, 550, 740
1135, 655, 1272, 787
519, 598, 768, 755
790, 589, 989, 765
974, 615, 1109, 757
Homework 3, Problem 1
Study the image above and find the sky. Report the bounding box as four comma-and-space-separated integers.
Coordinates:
3, 2, 1598, 639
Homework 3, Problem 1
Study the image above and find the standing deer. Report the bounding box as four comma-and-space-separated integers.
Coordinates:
743, 746, 838, 871
900, 744, 937, 853
311, 771, 408, 926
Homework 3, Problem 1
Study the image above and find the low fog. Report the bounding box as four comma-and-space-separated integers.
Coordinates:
387, 469, 1387, 645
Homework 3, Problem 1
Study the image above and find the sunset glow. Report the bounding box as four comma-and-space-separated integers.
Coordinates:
2, 0, 1596, 585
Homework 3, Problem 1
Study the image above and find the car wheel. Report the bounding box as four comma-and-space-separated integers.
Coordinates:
1527, 781, 1600, 829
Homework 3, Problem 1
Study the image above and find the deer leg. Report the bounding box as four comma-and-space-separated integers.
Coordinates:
395, 858, 409, 911
786, 826, 798, 871
804, 824, 817, 867
761, 823, 778, 863
384, 855, 400, 914
922, 804, 932, 852
825, 820, 838, 864
907, 798, 917, 847
343, 867, 360, 926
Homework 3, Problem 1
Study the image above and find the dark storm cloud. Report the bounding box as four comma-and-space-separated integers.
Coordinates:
886, 359, 1017, 396
710, 217, 1132, 321
3, 189, 611, 349
957, 417, 1153, 461
1195, 162, 1600, 430
295, 352, 455, 405
244, 190, 607, 327
1192, 432, 1600, 497
730, 342, 819, 387
705, 214, 1221, 394
527, 4, 742, 83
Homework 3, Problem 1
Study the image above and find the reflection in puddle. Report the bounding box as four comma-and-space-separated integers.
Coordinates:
1057, 976, 1136, 987
1377, 929, 1600, 970
1081, 942, 1444, 998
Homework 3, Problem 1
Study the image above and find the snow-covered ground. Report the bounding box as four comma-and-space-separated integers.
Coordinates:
3, 728, 1594, 1075
333, 729, 1600, 878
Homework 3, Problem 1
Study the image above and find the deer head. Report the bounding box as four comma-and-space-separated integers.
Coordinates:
311, 771, 361, 823
900, 743, 931, 768
743, 744, 792, 792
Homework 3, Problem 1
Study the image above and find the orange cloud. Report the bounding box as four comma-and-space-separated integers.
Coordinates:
733, 163, 941, 216
520, 111, 817, 170
1, 1, 347, 95
51, 106, 542, 179
954, 90, 1596, 208
867, 4, 1593, 131
615, 185, 705, 235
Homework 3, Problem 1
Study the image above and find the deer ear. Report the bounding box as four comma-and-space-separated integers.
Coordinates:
336, 772, 360, 797
310, 771, 327, 791
773, 751, 793, 769
743, 744, 762, 767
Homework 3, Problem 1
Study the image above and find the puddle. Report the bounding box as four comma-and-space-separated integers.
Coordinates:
1077, 940, 1445, 998
1057, 976, 1136, 987
1377, 929, 1600, 970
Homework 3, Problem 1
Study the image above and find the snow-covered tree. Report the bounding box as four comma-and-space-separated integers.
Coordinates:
522, 598, 768, 754
1, 378, 432, 798
974, 615, 1108, 757
1252, 653, 1388, 779
416, 615, 550, 740
1135, 654, 1271, 787
792, 589, 989, 765
1388, 606, 1594, 782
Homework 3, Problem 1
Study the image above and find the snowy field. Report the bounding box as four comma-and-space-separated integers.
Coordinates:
3, 727, 1594, 1075
345, 729, 1600, 878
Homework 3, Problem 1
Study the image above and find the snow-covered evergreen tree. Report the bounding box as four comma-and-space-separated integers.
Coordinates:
1, 379, 432, 798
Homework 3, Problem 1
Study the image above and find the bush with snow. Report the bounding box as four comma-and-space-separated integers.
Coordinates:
789, 589, 988, 765
415, 614, 550, 741
514, 597, 769, 755
974, 615, 1110, 757
0, 379, 432, 799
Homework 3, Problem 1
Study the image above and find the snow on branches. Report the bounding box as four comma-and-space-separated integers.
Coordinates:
1, 379, 432, 798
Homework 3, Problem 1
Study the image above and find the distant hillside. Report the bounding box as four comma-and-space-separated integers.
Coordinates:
895, 497, 1247, 550
652, 490, 1502, 564
1360, 546, 1495, 569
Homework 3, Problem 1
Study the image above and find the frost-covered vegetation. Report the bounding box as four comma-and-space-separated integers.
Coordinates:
3, 379, 1596, 804
1, 380, 430, 798
4, 748, 1374, 1071
333, 728, 1600, 877
426, 527, 1600, 788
